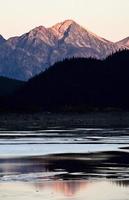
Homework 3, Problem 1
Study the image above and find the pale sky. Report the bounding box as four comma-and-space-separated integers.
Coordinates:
0, 0, 129, 42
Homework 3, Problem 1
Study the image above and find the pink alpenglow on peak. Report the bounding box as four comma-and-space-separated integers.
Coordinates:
116, 37, 129, 49
0, 19, 127, 80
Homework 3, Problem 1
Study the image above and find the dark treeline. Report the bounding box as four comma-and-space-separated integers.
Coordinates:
0, 77, 24, 96
2, 49, 129, 112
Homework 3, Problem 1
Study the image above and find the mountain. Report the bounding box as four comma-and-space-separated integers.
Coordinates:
116, 37, 129, 48
0, 20, 124, 81
7, 50, 129, 111
0, 35, 6, 45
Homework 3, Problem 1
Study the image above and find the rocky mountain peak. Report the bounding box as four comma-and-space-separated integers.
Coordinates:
0, 20, 128, 81
52, 19, 75, 30
27, 26, 48, 38
51, 19, 78, 36
20, 25, 57, 46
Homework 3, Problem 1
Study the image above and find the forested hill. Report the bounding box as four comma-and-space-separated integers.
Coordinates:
4, 50, 129, 111
0, 77, 24, 96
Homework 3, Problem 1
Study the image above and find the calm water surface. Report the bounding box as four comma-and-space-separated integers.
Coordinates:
0, 112, 129, 200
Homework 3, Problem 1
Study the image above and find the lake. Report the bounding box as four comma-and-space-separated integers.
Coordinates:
0, 112, 129, 200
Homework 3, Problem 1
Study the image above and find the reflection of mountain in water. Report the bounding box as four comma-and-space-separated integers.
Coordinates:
0, 180, 129, 200
35, 181, 88, 197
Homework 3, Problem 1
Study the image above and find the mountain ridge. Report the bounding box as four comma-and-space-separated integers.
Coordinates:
0, 20, 128, 80
116, 37, 129, 48
0, 35, 6, 45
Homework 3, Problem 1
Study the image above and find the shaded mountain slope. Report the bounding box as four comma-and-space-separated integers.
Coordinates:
0, 35, 6, 45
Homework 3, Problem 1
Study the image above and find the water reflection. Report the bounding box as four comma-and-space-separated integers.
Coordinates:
0, 152, 129, 199
34, 180, 129, 199
0, 180, 129, 200
0, 151, 129, 182
35, 181, 88, 197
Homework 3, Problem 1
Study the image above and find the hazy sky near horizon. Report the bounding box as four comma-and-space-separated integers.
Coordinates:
0, 0, 129, 41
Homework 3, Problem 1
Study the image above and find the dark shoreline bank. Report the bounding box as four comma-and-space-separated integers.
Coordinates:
0, 111, 128, 130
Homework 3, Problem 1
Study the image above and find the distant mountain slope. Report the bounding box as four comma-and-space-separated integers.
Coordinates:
116, 37, 129, 48
10, 50, 129, 111
0, 77, 24, 96
0, 35, 6, 45
0, 20, 124, 81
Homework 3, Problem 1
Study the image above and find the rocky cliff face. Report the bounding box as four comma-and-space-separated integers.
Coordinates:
0, 20, 126, 80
